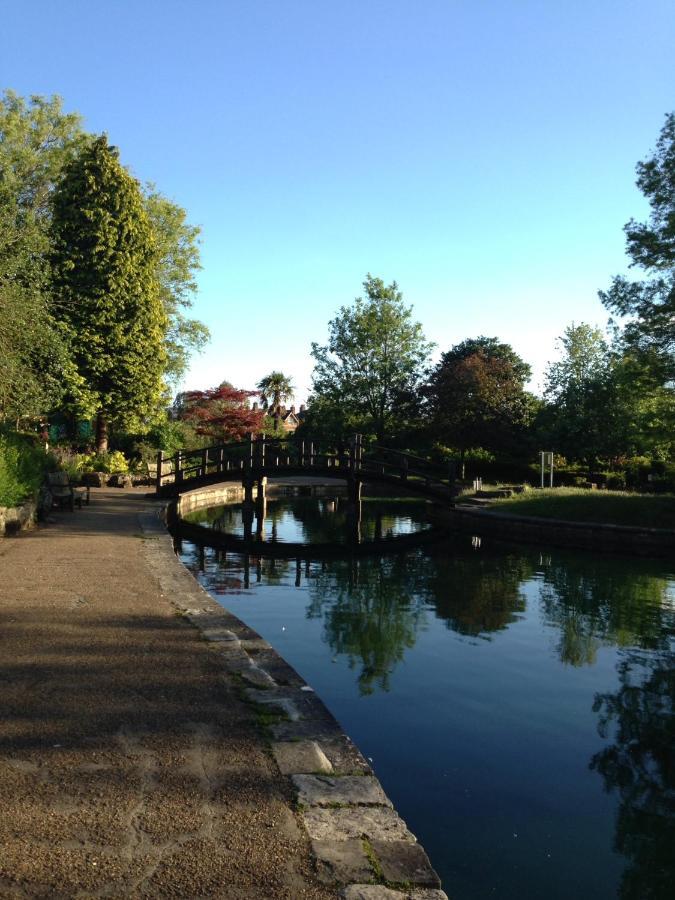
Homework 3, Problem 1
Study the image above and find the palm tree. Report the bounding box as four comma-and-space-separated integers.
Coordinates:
256, 371, 294, 412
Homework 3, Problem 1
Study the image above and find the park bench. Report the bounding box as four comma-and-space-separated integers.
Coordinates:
47, 472, 90, 511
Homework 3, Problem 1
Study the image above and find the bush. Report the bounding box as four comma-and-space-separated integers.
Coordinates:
605, 472, 627, 491
0, 431, 49, 507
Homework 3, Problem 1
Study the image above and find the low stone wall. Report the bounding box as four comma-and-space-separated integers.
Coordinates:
177, 484, 245, 517
0, 499, 37, 537
442, 506, 675, 557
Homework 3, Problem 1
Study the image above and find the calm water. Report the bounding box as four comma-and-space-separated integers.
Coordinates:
177, 496, 675, 900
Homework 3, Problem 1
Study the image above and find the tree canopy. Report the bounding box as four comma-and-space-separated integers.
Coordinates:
426, 337, 533, 465
0, 90, 208, 434
0, 91, 88, 422
310, 275, 432, 443
50, 135, 167, 450
178, 383, 264, 442
600, 112, 675, 376
256, 371, 294, 410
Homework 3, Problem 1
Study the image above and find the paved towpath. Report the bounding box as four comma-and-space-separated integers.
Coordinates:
0, 488, 336, 898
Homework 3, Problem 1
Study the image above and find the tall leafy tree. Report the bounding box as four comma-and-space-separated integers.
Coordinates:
426, 336, 533, 472
0, 91, 88, 421
50, 136, 167, 451
541, 324, 626, 466
600, 113, 675, 377
310, 275, 432, 443
143, 187, 209, 383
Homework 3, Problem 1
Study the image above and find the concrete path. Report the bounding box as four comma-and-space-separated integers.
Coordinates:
0, 488, 336, 898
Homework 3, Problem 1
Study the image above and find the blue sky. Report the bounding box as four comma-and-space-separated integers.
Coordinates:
3, 1, 674, 398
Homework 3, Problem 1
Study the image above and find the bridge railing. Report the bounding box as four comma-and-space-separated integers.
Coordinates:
157, 434, 455, 495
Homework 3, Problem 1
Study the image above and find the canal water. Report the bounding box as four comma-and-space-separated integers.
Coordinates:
177, 494, 675, 900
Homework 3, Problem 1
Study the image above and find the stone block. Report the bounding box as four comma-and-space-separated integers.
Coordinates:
311, 838, 374, 885
369, 839, 441, 888
302, 806, 414, 843
238, 663, 276, 689
272, 741, 333, 775
341, 886, 448, 900
244, 690, 302, 721
292, 774, 392, 808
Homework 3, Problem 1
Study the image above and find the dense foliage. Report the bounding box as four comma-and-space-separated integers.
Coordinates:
50, 136, 168, 450
310, 275, 433, 443
177, 384, 264, 442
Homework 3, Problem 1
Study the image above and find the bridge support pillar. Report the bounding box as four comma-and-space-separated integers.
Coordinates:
348, 475, 362, 506
243, 476, 255, 505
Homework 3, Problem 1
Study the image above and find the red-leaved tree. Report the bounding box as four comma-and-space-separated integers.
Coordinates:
178, 384, 264, 442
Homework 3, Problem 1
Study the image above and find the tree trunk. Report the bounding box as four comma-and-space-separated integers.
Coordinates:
95, 413, 109, 453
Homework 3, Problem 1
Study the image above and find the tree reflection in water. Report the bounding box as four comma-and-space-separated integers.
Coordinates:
178, 513, 675, 895
306, 554, 428, 695
591, 647, 675, 900
538, 554, 672, 666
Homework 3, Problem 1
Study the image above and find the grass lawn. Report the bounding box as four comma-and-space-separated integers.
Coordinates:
491, 488, 675, 530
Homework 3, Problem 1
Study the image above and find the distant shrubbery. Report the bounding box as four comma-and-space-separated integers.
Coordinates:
0, 432, 49, 507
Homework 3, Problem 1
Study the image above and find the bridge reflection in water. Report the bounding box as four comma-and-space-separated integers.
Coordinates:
173, 488, 442, 588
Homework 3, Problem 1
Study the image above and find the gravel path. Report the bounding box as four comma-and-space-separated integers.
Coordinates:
0, 488, 336, 899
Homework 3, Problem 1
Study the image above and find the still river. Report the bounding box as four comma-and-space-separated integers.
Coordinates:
176, 494, 675, 900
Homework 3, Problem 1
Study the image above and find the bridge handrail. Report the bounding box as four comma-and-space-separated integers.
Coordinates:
156, 434, 456, 496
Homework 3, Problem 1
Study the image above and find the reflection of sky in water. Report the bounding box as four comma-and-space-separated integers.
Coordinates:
184, 495, 431, 543
178, 510, 675, 900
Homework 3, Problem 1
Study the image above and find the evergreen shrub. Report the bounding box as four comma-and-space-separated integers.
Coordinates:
0, 432, 48, 507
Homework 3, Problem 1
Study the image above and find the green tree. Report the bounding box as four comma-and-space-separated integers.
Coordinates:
50, 136, 167, 451
0, 91, 88, 422
143, 187, 209, 383
256, 371, 294, 409
310, 275, 432, 443
600, 113, 675, 377
426, 337, 534, 473
542, 324, 627, 467
256, 371, 295, 432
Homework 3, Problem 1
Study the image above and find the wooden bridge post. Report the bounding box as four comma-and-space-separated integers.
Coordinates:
156, 450, 164, 493
174, 451, 182, 489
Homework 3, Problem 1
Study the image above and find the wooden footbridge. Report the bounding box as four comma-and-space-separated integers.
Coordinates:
156, 435, 456, 504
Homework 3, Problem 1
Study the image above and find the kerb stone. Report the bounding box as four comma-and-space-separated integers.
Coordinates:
341, 886, 449, 900
292, 774, 392, 808
302, 806, 414, 842
272, 741, 333, 775
369, 839, 441, 888
311, 838, 374, 885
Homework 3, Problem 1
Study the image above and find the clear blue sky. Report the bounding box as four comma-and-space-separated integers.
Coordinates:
3, 1, 674, 398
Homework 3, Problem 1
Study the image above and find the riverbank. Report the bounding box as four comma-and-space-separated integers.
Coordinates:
0, 488, 446, 899
445, 501, 675, 557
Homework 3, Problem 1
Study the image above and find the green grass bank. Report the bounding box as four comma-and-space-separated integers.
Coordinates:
492, 488, 675, 530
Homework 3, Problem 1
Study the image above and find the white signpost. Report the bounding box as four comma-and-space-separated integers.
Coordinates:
540, 451, 554, 488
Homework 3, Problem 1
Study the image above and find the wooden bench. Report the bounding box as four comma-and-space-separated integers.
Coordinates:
47, 472, 90, 511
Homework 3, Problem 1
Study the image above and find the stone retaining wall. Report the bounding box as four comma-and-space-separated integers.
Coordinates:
442, 505, 675, 557
0, 499, 37, 537
176, 484, 246, 516
141, 501, 447, 900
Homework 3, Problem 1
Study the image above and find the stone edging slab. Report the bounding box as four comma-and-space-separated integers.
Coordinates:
138, 504, 447, 900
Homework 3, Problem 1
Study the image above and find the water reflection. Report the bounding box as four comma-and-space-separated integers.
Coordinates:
183, 493, 432, 546
539, 555, 673, 666
591, 648, 675, 900
177, 497, 675, 899
306, 555, 428, 694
